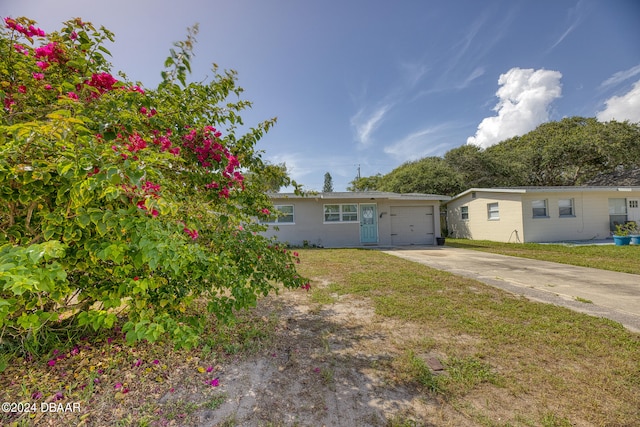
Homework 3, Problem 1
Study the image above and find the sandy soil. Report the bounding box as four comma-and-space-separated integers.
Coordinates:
181, 284, 474, 427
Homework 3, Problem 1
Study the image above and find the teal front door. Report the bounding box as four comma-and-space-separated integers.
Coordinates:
360, 204, 378, 243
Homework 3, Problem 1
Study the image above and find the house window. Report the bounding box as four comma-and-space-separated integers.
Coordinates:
487, 203, 499, 220
630, 200, 639, 209
532, 199, 548, 218
324, 204, 358, 222
609, 198, 627, 231
559, 199, 574, 217
461, 206, 469, 220
265, 205, 294, 223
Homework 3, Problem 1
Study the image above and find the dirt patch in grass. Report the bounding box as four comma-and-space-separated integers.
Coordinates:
192, 285, 471, 426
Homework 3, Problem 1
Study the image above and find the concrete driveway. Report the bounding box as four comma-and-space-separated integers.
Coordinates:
382, 246, 640, 333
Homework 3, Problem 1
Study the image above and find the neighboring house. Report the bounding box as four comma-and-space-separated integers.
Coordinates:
262, 192, 450, 247
446, 187, 640, 243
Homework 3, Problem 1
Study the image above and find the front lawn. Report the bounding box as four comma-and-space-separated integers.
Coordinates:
297, 249, 640, 426
445, 238, 640, 275
2, 248, 638, 426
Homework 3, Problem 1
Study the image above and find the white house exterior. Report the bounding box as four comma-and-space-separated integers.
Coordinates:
446, 187, 640, 243
263, 192, 450, 247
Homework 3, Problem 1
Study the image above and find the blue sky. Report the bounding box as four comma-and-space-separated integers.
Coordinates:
4, 0, 640, 191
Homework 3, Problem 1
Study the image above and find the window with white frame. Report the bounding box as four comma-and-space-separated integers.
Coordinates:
630, 200, 639, 209
559, 198, 575, 217
324, 204, 358, 222
265, 205, 294, 223
532, 199, 548, 218
461, 206, 469, 220
487, 203, 499, 220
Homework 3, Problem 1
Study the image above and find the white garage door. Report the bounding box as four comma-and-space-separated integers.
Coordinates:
390, 206, 435, 245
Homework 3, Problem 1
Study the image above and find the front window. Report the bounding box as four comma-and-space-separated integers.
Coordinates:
532, 200, 548, 218
559, 199, 574, 217
265, 205, 294, 223
609, 198, 627, 231
461, 206, 469, 220
324, 204, 358, 222
487, 203, 499, 220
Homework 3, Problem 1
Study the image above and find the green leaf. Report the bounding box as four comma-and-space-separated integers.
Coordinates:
78, 214, 91, 228
96, 221, 108, 236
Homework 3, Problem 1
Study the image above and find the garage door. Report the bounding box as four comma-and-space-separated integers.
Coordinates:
390, 206, 435, 245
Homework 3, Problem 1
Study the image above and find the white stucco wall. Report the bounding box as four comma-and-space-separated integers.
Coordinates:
262, 196, 442, 247
447, 191, 524, 243
447, 188, 640, 243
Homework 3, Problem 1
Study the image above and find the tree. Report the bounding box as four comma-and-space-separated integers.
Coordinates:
246, 162, 290, 192
347, 173, 382, 191
323, 172, 333, 192
377, 157, 465, 196
0, 17, 308, 353
484, 117, 640, 186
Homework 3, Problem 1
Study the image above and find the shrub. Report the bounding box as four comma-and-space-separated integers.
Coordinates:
0, 17, 307, 353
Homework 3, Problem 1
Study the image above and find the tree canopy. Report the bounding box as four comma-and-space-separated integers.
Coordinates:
350, 117, 640, 195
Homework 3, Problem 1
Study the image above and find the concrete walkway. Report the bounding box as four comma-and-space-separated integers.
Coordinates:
382, 246, 640, 333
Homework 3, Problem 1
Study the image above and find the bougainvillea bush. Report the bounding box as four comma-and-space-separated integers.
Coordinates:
0, 17, 307, 355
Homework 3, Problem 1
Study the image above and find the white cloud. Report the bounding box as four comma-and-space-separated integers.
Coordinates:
596, 80, 640, 123
384, 124, 453, 162
350, 104, 392, 146
458, 66, 486, 89
466, 68, 562, 148
600, 64, 640, 88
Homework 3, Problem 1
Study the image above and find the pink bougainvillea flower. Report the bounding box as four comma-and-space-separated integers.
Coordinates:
70, 31, 78, 40
133, 359, 142, 367
153, 359, 159, 365
183, 228, 198, 240
36, 61, 49, 70
5, 18, 45, 37
47, 359, 56, 367
85, 72, 117, 97
28, 25, 46, 37
114, 382, 123, 389
32, 72, 44, 80
44, 84, 52, 90
206, 366, 214, 373
207, 378, 220, 387
35, 42, 64, 63
13, 44, 29, 56
67, 91, 78, 100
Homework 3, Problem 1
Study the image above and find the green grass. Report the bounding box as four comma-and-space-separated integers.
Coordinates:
445, 238, 640, 275
296, 248, 640, 426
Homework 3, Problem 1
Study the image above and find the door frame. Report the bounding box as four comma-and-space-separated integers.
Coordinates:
359, 203, 378, 244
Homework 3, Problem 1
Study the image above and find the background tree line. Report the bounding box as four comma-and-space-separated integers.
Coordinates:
348, 117, 640, 196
